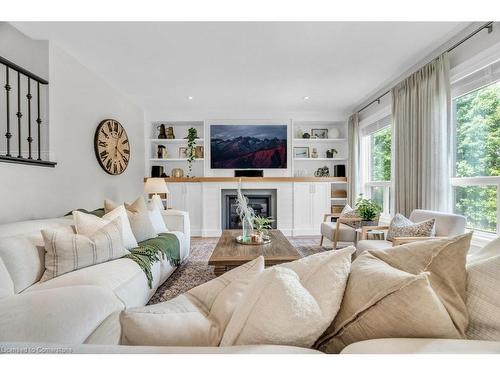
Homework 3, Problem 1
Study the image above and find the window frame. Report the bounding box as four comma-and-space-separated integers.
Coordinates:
359, 107, 393, 219
450, 55, 500, 235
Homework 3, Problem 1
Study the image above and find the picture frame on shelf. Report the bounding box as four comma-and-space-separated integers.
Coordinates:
293, 146, 309, 159
178, 147, 191, 158
311, 128, 328, 139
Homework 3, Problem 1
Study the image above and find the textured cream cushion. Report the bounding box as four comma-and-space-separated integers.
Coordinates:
320, 222, 357, 242
0, 258, 14, 298
148, 206, 168, 234
0, 285, 123, 343
105, 197, 157, 242
121, 256, 265, 346
220, 247, 355, 347
386, 213, 435, 241
316, 234, 471, 353
73, 206, 138, 250
41, 218, 127, 281
27, 257, 161, 308
466, 236, 500, 340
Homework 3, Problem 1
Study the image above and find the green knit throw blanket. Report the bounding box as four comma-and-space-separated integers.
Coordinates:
124, 233, 181, 288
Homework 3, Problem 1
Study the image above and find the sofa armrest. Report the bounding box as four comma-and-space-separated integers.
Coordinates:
161, 210, 191, 238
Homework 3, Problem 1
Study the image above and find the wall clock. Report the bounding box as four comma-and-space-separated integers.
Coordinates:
94, 119, 130, 175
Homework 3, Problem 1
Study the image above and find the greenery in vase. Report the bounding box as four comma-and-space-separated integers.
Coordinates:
253, 215, 274, 236
355, 195, 382, 221
186, 127, 197, 177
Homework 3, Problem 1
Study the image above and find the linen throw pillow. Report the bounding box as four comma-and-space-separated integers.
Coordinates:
315, 233, 472, 353
73, 205, 138, 250
105, 197, 157, 242
220, 247, 355, 348
148, 206, 168, 234
465, 236, 500, 340
41, 218, 127, 281
120, 256, 265, 346
386, 213, 435, 241
340, 204, 359, 219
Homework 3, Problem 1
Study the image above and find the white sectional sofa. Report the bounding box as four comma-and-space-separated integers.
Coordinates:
1, 209, 500, 354
0, 210, 190, 345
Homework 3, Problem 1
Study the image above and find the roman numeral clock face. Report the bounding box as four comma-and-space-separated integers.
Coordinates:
94, 119, 130, 175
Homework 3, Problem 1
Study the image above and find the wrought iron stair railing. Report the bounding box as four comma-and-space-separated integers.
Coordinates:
0, 55, 56, 167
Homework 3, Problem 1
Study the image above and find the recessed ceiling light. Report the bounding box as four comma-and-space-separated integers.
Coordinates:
187, 96, 193, 100
303, 96, 310, 100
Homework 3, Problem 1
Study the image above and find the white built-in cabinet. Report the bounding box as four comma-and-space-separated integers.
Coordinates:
166, 183, 202, 236
166, 181, 330, 237
292, 182, 330, 236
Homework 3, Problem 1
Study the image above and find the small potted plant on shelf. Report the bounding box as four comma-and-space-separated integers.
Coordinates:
186, 127, 198, 177
253, 215, 274, 241
355, 195, 382, 226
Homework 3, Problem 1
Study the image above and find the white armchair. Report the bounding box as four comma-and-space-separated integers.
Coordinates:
356, 209, 467, 257
320, 214, 361, 250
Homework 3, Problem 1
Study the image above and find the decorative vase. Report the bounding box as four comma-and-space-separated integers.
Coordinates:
242, 212, 253, 241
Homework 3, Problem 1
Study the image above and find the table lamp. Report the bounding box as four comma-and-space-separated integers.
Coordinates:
144, 178, 169, 210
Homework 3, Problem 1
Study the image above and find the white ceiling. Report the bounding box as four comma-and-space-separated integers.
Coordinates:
13, 22, 468, 120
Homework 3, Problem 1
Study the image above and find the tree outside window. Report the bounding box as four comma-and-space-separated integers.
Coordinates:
454, 81, 500, 233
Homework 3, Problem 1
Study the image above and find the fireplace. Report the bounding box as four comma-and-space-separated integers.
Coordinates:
221, 189, 277, 230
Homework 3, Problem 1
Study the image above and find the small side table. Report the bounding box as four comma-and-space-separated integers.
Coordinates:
355, 228, 386, 245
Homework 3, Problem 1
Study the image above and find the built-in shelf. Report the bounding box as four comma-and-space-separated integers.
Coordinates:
331, 197, 347, 201
293, 158, 347, 161
293, 138, 347, 142
150, 158, 205, 162
149, 138, 205, 143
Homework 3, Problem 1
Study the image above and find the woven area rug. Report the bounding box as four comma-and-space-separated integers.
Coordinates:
148, 236, 328, 304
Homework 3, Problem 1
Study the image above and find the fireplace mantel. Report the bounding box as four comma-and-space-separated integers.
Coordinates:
144, 177, 347, 183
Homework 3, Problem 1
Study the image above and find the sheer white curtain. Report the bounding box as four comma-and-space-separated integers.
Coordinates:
391, 53, 451, 216
347, 113, 360, 207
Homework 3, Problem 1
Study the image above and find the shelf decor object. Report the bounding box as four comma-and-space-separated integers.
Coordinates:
144, 177, 169, 210
186, 127, 198, 177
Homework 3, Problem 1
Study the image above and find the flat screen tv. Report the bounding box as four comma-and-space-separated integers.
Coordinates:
210, 124, 287, 169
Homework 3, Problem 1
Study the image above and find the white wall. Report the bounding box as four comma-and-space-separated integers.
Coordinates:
0, 29, 145, 223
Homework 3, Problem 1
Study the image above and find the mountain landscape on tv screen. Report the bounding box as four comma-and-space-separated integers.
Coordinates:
210, 125, 287, 169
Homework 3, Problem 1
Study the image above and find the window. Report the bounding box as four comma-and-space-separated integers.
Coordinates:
451, 59, 500, 234
360, 114, 392, 216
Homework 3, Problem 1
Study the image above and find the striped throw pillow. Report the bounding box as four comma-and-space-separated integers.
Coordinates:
41, 218, 126, 281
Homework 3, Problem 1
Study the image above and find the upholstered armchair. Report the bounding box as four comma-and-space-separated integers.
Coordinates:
320, 214, 362, 250
355, 209, 467, 257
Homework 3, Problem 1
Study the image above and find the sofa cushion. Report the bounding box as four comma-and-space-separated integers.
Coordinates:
41, 218, 127, 282
220, 247, 355, 348
0, 258, 14, 298
120, 256, 264, 346
315, 234, 471, 353
340, 338, 500, 354
0, 218, 74, 293
26, 257, 161, 308
0, 285, 123, 344
73, 206, 138, 250
355, 239, 392, 255
148, 205, 168, 234
465, 236, 500, 341
105, 197, 157, 242
386, 213, 435, 241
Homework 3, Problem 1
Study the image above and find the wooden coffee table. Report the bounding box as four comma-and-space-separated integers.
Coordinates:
208, 230, 302, 276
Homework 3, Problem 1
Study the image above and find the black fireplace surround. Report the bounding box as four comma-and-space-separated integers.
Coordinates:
221, 189, 277, 230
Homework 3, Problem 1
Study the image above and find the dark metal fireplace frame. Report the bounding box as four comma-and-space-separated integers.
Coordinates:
221, 189, 277, 230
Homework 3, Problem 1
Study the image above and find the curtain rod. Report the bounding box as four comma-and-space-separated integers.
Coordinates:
356, 21, 494, 114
